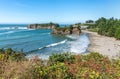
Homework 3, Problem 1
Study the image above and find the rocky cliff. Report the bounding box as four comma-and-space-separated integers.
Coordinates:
52, 24, 81, 35
28, 23, 59, 29
28, 23, 81, 35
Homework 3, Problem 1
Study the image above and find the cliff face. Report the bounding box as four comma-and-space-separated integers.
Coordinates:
28, 23, 81, 35
52, 25, 81, 35
27, 23, 59, 29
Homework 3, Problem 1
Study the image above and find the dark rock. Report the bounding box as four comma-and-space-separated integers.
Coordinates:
27, 23, 59, 29
27, 23, 81, 35
52, 24, 81, 35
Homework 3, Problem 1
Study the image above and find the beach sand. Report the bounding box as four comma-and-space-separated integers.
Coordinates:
82, 30, 120, 59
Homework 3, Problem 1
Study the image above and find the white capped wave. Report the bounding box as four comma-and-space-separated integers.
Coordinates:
17, 27, 27, 29
26, 34, 90, 59
0, 29, 33, 36
41, 33, 50, 35
69, 34, 90, 54
66, 35, 80, 39
0, 27, 27, 30
0, 31, 15, 35
38, 39, 67, 50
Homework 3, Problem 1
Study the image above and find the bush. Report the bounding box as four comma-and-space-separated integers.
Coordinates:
0, 48, 26, 62
48, 53, 75, 64
87, 17, 120, 39
5, 48, 13, 55
0, 52, 120, 79
115, 28, 120, 40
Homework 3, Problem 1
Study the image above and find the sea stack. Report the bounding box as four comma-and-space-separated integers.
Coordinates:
52, 24, 81, 35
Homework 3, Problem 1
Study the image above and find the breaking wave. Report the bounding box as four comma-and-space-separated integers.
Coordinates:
66, 35, 80, 39
0, 27, 27, 30
26, 39, 67, 54
69, 34, 90, 54
0, 31, 15, 35
39, 39, 67, 50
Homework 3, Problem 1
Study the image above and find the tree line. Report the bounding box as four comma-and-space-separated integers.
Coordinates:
87, 17, 120, 39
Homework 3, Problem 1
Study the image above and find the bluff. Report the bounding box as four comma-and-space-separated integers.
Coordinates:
28, 23, 59, 29
28, 23, 81, 35
52, 24, 81, 35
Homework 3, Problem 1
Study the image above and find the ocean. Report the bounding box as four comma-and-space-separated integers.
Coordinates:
0, 24, 90, 59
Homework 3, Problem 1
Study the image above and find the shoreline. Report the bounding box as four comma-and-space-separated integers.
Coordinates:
82, 30, 120, 59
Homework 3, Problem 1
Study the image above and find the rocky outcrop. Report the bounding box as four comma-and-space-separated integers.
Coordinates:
28, 23, 81, 35
28, 23, 59, 29
52, 24, 81, 35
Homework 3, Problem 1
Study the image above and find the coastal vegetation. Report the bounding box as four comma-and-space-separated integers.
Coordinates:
85, 20, 94, 24
0, 48, 120, 79
52, 24, 81, 35
0, 18, 120, 79
86, 17, 120, 39
0, 48, 26, 62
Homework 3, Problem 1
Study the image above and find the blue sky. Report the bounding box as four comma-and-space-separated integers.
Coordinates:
0, 0, 120, 24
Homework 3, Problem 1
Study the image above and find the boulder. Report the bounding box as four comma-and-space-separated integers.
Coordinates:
52, 25, 81, 35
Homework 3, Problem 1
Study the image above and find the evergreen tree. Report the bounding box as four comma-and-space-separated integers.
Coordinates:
115, 28, 120, 40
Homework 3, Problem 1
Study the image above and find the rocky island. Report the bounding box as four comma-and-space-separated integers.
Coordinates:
27, 23, 81, 35
28, 22, 59, 29
52, 24, 81, 35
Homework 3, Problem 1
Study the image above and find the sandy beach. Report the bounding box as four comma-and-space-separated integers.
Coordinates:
82, 30, 120, 58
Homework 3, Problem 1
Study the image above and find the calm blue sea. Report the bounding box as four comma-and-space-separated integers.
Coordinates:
0, 24, 90, 59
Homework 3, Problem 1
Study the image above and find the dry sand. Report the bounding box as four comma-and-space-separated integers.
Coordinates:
82, 30, 120, 58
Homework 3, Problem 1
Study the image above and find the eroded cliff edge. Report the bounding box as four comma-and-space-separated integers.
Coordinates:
27, 23, 81, 35
28, 23, 59, 29
52, 24, 81, 35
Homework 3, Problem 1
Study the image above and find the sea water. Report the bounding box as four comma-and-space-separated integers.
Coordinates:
0, 24, 90, 59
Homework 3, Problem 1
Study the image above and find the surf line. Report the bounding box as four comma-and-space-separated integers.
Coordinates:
26, 39, 67, 54
39, 39, 67, 49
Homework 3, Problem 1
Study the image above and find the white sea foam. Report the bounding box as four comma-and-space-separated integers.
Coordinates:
17, 27, 27, 29
0, 28, 33, 36
46, 40, 67, 47
40, 33, 50, 35
26, 34, 90, 59
39, 39, 67, 50
66, 35, 79, 39
0, 30, 26, 35
0, 27, 27, 30
69, 34, 90, 54
0, 31, 15, 35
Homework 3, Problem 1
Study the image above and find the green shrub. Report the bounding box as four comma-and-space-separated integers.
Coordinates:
81, 52, 105, 61
48, 53, 75, 64
1, 51, 120, 79
115, 28, 120, 40
0, 48, 26, 62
